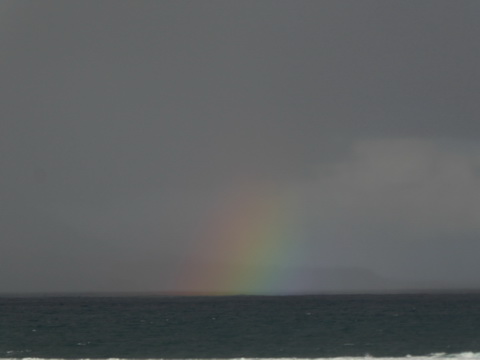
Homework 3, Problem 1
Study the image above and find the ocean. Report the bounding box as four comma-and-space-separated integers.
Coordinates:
1, 293, 480, 360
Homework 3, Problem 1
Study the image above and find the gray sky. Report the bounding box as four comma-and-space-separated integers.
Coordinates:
1, 0, 480, 294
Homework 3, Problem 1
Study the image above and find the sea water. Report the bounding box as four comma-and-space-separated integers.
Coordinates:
1, 294, 480, 359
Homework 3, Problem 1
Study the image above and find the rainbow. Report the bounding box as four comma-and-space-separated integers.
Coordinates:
176, 180, 307, 295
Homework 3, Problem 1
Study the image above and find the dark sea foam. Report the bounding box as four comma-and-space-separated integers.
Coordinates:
1, 294, 480, 359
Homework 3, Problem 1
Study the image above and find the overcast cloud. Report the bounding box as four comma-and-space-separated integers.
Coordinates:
1, 1, 480, 293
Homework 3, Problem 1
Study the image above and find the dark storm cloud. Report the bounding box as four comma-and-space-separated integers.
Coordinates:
1, 1, 480, 293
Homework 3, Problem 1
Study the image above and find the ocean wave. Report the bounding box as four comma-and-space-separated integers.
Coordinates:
2, 353, 480, 360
